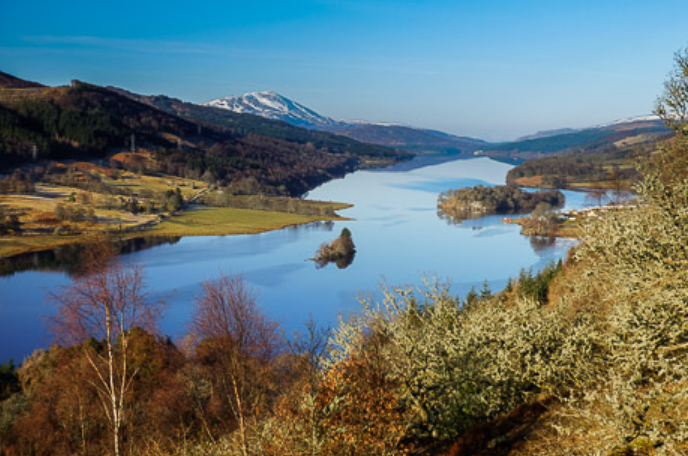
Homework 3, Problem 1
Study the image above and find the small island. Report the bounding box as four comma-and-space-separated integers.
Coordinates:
314, 227, 356, 269
437, 184, 565, 222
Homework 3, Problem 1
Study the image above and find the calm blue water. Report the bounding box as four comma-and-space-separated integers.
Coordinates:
0, 157, 590, 363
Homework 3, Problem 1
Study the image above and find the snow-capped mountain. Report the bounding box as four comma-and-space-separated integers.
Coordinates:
201, 91, 489, 154
593, 114, 661, 129
203, 91, 341, 128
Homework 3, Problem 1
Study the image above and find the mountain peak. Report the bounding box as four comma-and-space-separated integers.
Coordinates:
201, 90, 489, 153
202, 91, 340, 128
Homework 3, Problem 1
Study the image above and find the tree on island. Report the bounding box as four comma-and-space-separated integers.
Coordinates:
438, 185, 565, 223
314, 227, 356, 269
519, 201, 560, 237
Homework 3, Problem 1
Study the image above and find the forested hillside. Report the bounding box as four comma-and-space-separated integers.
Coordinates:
323, 123, 489, 155
0, 73, 407, 195
199, 89, 489, 155
1, 127, 684, 455
505, 147, 649, 189
108, 87, 404, 161
484, 118, 670, 162
1, 49, 687, 456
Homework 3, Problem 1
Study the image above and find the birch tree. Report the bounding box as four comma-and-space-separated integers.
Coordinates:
50, 244, 163, 456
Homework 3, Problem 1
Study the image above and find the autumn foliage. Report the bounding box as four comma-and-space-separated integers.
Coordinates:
2, 50, 688, 455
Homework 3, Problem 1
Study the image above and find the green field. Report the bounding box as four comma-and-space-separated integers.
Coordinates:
148, 205, 346, 236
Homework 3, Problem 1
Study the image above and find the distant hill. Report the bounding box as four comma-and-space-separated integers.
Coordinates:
483, 116, 671, 162
110, 88, 403, 161
204, 91, 489, 155
325, 123, 489, 155
515, 116, 665, 142
504, 116, 673, 189
516, 128, 580, 142
0, 73, 406, 195
0, 71, 44, 89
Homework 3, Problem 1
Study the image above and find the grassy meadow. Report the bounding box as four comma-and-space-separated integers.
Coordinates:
0, 163, 350, 258
150, 205, 345, 237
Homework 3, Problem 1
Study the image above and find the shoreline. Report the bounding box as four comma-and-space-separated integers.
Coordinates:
0, 203, 353, 260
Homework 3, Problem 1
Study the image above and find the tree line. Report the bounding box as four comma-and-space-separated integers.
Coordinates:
3, 122, 683, 454
1, 79, 407, 196
1, 45, 687, 456
437, 184, 564, 222
505, 147, 648, 188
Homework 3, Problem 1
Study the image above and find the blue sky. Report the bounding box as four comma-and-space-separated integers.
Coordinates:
2, 0, 686, 141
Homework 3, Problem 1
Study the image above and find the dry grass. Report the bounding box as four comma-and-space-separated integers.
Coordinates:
553, 220, 583, 238
102, 171, 206, 200
509, 218, 583, 239
513, 176, 545, 187
515, 174, 635, 191
1, 164, 349, 257
612, 133, 655, 148
567, 179, 633, 190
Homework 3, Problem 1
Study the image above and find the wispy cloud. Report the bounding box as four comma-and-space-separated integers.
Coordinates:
19, 35, 321, 64
22, 35, 225, 56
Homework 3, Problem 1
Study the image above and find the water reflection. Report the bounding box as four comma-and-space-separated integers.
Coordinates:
1, 157, 590, 363
314, 250, 356, 270
284, 220, 336, 233
0, 236, 181, 278
529, 235, 557, 254
372, 151, 469, 172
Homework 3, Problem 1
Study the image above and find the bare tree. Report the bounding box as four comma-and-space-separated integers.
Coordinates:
608, 165, 628, 204
655, 47, 688, 134
289, 314, 330, 376
190, 274, 280, 456
586, 187, 608, 207
287, 315, 331, 454
50, 243, 163, 456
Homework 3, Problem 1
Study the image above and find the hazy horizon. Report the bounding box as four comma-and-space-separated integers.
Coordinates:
3, 0, 686, 141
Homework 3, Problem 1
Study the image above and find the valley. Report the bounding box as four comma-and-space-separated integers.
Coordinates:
3, 2, 688, 453
0, 162, 350, 258
0, 155, 584, 364
1, 50, 686, 455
